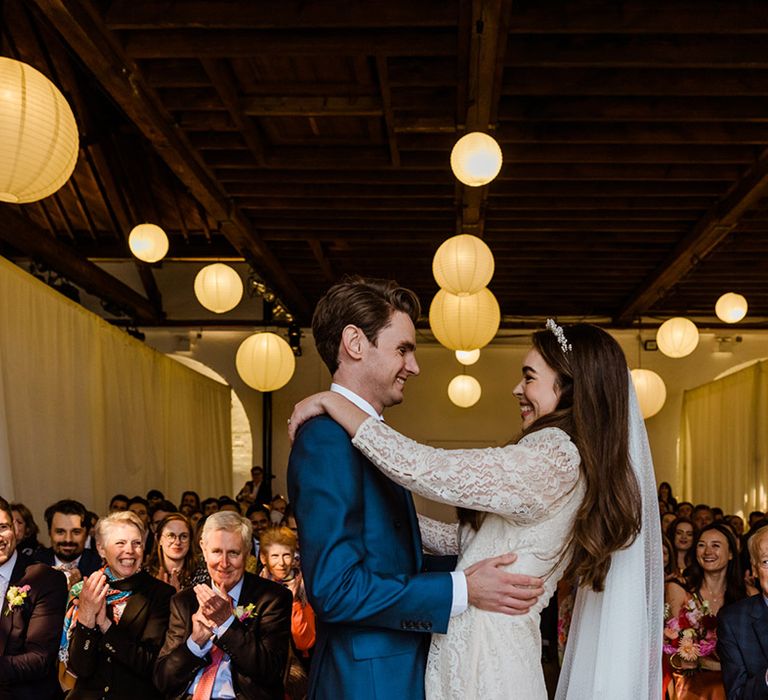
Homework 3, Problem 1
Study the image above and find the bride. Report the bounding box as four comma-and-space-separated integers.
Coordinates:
290, 321, 662, 699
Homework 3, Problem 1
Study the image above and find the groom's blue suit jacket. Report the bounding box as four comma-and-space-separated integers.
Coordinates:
288, 416, 453, 700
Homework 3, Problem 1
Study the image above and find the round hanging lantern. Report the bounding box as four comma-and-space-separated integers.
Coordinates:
429, 287, 500, 351
128, 223, 169, 263
455, 349, 480, 366
194, 263, 243, 313
432, 234, 495, 296
630, 369, 667, 419
656, 317, 699, 358
450, 132, 503, 187
448, 375, 482, 408
0, 57, 79, 204
715, 292, 748, 324
236, 332, 295, 392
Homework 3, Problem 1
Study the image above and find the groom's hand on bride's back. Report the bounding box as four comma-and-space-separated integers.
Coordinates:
464, 553, 545, 615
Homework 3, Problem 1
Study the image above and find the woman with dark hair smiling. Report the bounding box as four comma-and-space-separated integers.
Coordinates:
290, 320, 662, 699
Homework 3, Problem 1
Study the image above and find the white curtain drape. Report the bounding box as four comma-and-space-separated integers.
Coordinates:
0, 256, 231, 520
679, 361, 767, 515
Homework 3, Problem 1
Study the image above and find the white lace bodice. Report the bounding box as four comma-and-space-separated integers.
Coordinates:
418, 515, 460, 556
352, 419, 585, 698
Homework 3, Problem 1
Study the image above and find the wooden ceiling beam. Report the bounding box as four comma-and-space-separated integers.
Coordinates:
308, 240, 337, 283
499, 96, 768, 122
32, 0, 311, 320
503, 69, 768, 97
0, 205, 161, 324
123, 30, 457, 58
105, 1, 457, 30
201, 59, 265, 165
505, 34, 768, 68
458, 0, 513, 236
616, 147, 768, 323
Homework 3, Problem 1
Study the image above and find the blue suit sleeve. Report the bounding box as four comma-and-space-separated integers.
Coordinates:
717, 605, 768, 700
288, 416, 452, 634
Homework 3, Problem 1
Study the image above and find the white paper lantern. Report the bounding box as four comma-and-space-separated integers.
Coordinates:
455, 349, 480, 366
450, 132, 503, 187
236, 332, 295, 392
630, 369, 667, 419
194, 263, 243, 313
128, 223, 169, 263
448, 375, 482, 408
715, 292, 748, 324
429, 287, 500, 351
433, 234, 495, 296
656, 317, 699, 358
0, 58, 79, 203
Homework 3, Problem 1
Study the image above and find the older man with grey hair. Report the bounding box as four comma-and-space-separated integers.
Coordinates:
155, 511, 291, 700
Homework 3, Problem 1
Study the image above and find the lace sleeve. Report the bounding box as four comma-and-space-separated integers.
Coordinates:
418, 515, 459, 556
352, 418, 581, 522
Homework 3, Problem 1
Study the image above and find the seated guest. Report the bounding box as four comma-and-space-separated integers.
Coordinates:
179, 491, 201, 517
128, 497, 150, 529
667, 516, 696, 581
236, 465, 271, 510
189, 510, 204, 528
34, 499, 102, 587
658, 481, 678, 512
146, 514, 197, 592
61, 511, 174, 699
665, 523, 745, 699
10, 502, 40, 557
259, 526, 316, 669
693, 504, 715, 531
269, 495, 288, 525
749, 511, 766, 531
201, 497, 219, 516
154, 511, 292, 700
217, 496, 240, 513
108, 494, 129, 513
678, 501, 695, 520
149, 500, 178, 535
146, 490, 164, 509
719, 524, 768, 699
246, 505, 271, 560
0, 496, 68, 699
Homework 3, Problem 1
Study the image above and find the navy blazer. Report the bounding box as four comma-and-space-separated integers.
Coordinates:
33, 547, 102, 578
288, 416, 453, 700
718, 594, 768, 699
0, 552, 68, 699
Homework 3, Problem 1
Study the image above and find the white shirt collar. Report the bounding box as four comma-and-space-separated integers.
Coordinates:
0, 550, 18, 582
330, 383, 383, 421
54, 553, 81, 568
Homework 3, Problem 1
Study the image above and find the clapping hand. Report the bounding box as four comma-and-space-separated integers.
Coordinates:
77, 572, 109, 629
191, 608, 215, 646
194, 584, 233, 628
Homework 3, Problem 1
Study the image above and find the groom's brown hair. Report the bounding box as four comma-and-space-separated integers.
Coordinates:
312, 276, 420, 375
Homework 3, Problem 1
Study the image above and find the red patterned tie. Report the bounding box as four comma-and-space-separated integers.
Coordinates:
192, 644, 224, 700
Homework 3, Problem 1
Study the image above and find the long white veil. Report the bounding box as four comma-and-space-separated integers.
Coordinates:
555, 374, 663, 699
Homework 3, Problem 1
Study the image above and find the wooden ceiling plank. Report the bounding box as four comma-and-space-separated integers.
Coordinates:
308, 240, 336, 283
376, 56, 400, 167
123, 30, 457, 58
0, 204, 161, 324
616, 147, 768, 323
105, 0, 457, 30
51, 192, 76, 239
508, 1, 768, 34
241, 95, 383, 117
32, 0, 311, 319
201, 58, 265, 165
65, 174, 98, 240
82, 145, 127, 238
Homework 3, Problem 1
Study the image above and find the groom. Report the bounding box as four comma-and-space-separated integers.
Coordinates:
288, 276, 543, 699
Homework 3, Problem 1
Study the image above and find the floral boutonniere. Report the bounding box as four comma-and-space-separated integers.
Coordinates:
235, 603, 258, 622
5, 585, 31, 615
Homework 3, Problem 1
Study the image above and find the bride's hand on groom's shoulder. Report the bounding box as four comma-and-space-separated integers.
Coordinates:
288, 391, 335, 442
464, 552, 545, 616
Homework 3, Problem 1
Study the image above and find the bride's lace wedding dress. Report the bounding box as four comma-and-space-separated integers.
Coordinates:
352, 419, 585, 700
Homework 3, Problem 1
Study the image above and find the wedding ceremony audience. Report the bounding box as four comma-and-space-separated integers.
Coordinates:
3, 477, 766, 699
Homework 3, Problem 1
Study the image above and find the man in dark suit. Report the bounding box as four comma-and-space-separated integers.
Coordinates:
0, 495, 68, 699
719, 524, 768, 699
154, 511, 291, 700
288, 277, 545, 699
34, 499, 101, 587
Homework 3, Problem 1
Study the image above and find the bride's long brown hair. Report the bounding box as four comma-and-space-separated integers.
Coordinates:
458, 323, 641, 592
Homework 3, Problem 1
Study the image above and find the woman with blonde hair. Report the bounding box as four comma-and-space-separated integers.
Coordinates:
61, 510, 174, 699
290, 320, 662, 699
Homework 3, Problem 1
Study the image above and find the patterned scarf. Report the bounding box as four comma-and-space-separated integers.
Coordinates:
260, 566, 308, 605
59, 565, 135, 662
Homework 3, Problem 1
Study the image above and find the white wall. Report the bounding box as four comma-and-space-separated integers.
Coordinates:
144, 326, 768, 513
